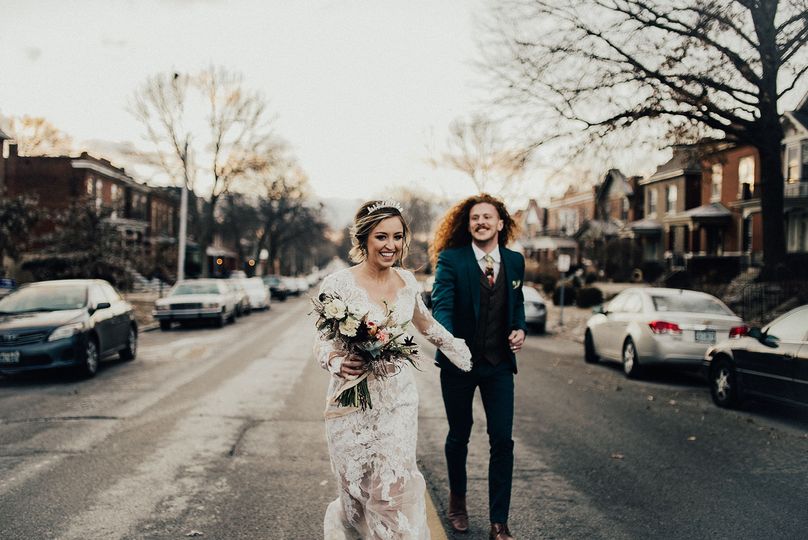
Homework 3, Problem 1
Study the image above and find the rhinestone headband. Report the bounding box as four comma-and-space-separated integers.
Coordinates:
367, 200, 403, 214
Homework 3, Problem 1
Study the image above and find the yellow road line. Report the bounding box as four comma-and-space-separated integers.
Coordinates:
425, 488, 449, 540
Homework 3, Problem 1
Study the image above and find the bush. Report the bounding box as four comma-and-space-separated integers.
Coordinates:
640, 261, 665, 283
534, 273, 557, 295
553, 284, 577, 306
584, 272, 598, 285
576, 286, 604, 308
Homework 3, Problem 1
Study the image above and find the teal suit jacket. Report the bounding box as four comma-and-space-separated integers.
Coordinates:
432, 245, 527, 373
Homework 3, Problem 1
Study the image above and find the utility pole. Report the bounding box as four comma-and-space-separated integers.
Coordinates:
177, 139, 190, 282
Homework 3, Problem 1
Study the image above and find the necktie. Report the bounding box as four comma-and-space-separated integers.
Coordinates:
484, 254, 495, 287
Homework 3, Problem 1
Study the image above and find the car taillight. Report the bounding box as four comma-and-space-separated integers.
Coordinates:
649, 320, 682, 335
729, 325, 749, 338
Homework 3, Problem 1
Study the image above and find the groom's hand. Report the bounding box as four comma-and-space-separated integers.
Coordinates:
508, 329, 525, 353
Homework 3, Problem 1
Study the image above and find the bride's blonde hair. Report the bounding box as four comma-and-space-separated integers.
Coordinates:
349, 200, 411, 264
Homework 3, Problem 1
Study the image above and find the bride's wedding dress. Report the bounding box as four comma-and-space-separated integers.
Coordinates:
314, 267, 471, 539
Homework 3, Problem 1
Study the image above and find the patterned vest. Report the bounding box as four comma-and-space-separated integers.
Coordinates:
471, 264, 509, 365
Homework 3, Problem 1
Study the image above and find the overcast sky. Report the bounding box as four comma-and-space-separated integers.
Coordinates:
0, 0, 493, 201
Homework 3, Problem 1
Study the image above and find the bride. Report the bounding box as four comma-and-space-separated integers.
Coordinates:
314, 200, 472, 539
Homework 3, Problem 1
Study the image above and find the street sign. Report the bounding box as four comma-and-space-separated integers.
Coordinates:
557, 254, 571, 273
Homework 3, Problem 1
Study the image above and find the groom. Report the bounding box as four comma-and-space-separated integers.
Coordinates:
430, 194, 526, 540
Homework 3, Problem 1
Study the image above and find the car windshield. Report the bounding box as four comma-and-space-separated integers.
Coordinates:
651, 295, 732, 315
264, 276, 280, 286
172, 282, 220, 295
0, 284, 87, 313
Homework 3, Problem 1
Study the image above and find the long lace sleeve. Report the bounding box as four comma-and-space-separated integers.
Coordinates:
313, 276, 344, 377
409, 275, 472, 372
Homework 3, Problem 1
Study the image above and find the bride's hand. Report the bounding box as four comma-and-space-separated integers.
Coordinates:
338, 354, 365, 378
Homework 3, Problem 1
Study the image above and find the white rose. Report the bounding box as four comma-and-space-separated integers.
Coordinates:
324, 299, 347, 319
339, 317, 359, 337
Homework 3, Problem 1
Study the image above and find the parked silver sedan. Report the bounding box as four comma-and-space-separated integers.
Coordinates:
584, 287, 745, 378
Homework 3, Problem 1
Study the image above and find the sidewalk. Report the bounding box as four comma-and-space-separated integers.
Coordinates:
534, 281, 634, 344
123, 291, 160, 332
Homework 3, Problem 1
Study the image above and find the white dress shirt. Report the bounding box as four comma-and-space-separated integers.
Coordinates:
471, 243, 501, 282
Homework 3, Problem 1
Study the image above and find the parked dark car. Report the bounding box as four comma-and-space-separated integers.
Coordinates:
704, 304, 808, 409
262, 274, 288, 301
0, 279, 137, 377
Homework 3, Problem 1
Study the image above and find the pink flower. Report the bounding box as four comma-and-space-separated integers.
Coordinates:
377, 331, 389, 344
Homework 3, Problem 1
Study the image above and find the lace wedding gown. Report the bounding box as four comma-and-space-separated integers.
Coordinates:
314, 267, 471, 540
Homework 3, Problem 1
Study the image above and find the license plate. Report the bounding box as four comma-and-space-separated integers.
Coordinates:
0, 350, 20, 364
695, 330, 715, 343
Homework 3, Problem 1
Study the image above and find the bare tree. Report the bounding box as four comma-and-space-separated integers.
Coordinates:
0, 115, 73, 156
130, 66, 282, 274
253, 161, 323, 274
485, 0, 808, 277
428, 114, 532, 194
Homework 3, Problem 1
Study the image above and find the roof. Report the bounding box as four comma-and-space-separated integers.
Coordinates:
0, 128, 9, 140
575, 219, 621, 239
789, 110, 808, 132
595, 169, 633, 201
682, 202, 732, 219
642, 146, 702, 185
522, 236, 579, 250
627, 218, 662, 231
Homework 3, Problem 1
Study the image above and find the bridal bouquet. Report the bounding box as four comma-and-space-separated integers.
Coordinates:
312, 291, 419, 411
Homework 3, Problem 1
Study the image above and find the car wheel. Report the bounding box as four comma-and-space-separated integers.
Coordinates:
622, 338, 642, 379
537, 322, 546, 335
215, 314, 225, 328
710, 357, 739, 408
584, 330, 599, 364
78, 336, 99, 378
159, 320, 171, 331
119, 326, 137, 361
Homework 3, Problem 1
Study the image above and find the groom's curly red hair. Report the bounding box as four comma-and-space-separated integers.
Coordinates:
429, 193, 518, 266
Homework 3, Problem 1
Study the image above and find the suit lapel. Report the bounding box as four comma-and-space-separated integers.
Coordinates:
500, 247, 514, 325
464, 245, 480, 321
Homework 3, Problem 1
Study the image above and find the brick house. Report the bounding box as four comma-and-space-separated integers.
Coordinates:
2, 144, 180, 277
520, 185, 590, 278
624, 145, 702, 266
679, 144, 763, 273
781, 95, 808, 255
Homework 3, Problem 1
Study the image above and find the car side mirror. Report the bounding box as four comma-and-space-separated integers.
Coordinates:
592, 304, 605, 315
95, 302, 111, 311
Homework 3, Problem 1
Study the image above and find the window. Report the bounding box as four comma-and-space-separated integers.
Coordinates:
623, 294, 643, 313
711, 164, 723, 201
765, 309, 808, 342
738, 156, 755, 198
785, 144, 800, 183
621, 197, 630, 221
100, 282, 122, 303
95, 179, 103, 209
648, 189, 658, 217
86, 176, 94, 196
803, 141, 808, 181
607, 293, 628, 313
665, 185, 677, 214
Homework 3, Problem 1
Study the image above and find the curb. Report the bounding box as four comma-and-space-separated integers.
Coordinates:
425, 489, 449, 540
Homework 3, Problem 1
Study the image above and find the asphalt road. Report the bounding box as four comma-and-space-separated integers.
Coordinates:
1, 294, 807, 539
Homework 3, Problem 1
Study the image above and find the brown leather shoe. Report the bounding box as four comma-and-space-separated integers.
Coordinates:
447, 492, 469, 533
489, 522, 514, 540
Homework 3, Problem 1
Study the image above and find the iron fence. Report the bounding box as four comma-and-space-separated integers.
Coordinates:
739, 280, 808, 326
